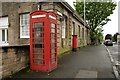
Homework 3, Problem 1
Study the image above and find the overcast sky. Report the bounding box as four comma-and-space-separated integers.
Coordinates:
65, 0, 118, 37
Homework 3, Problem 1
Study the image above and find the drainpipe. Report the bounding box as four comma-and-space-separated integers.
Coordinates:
84, 0, 86, 46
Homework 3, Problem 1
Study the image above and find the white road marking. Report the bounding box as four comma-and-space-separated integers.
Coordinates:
104, 45, 120, 80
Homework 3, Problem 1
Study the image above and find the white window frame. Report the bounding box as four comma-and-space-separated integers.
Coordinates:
20, 13, 30, 38
0, 17, 9, 46
62, 18, 65, 38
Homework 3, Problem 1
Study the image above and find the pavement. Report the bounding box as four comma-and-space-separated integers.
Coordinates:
4, 44, 116, 79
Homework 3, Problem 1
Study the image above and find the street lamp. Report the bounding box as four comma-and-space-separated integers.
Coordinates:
84, 0, 86, 45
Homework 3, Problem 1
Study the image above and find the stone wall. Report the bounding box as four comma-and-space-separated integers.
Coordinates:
0, 45, 29, 78
0, 48, 2, 79
2, 2, 35, 45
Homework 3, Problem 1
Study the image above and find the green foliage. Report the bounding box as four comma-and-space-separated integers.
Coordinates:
112, 33, 120, 42
74, 0, 116, 44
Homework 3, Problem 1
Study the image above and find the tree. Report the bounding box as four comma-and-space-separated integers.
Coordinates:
112, 33, 120, 42
74, 0, 116, 44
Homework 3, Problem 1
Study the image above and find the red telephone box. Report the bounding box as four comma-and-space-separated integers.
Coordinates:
30, 11, 57, 72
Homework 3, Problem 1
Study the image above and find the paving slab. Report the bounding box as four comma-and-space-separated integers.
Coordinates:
75, 70, 97, 78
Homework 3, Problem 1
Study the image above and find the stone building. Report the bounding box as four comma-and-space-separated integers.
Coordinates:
0, 1, 90, 78
117, 34, 120, 44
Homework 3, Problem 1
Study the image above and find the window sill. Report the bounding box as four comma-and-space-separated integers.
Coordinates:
0, 43, 9, 46
20, 36, 30, 38
0, 44, 29, 48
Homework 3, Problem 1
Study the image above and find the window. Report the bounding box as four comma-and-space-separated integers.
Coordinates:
65, 16, 68, 38
50, 23, 56, 64
72, 22, 75, 35
0, 17, 9, 46
20, 13, 30, 38
78, 25, 80, 37
82, 28, 84, 40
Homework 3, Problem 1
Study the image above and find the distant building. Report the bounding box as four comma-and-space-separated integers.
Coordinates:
117, 35, 120, 44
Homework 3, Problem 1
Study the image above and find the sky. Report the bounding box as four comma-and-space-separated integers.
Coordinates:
102, 1, 118, 37
65, 0, 118, 37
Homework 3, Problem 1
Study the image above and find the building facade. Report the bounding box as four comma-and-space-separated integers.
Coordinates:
0, 1, 90, 78
0, 2, 90, 52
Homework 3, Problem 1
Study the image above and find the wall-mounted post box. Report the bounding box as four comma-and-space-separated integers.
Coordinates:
72, 35, 77, 52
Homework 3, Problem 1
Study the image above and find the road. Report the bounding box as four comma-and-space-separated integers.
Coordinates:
106, 43, 120, 78
107, 44, 120, 64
